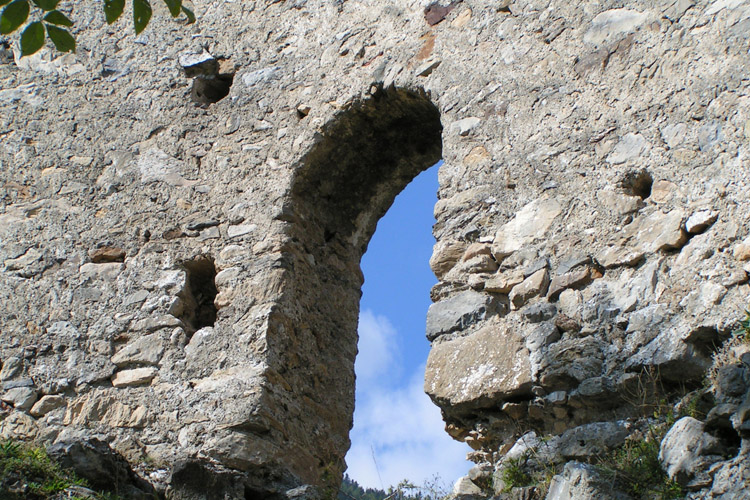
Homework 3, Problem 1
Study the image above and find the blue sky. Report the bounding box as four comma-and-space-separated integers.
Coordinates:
345, 163, 472, 491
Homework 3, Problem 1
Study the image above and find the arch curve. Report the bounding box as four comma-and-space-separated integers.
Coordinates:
265, 86, 443, 492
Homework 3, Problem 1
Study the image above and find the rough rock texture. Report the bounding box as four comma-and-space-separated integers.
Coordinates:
2, 0, 750, 498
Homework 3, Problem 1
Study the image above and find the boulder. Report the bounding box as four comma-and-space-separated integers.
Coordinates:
659, 417, 724, 486
546, 461, 629, 500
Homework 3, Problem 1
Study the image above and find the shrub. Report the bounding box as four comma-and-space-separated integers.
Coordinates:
594, 430, 683, 500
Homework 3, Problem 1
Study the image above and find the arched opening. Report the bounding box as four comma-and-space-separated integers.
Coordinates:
269, 86, 443, 493
345, 164, 472, 491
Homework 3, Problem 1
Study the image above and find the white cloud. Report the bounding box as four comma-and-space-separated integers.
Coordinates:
346, 310, 473, 491
355, 310, 400, 386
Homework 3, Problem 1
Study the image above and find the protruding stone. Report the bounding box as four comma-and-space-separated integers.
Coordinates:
425, 323, 533, 406
733, 237, 750, 261
607, 133, 648, 164
0, 357, 22, 381
584, 9, 649, 45
30, 395, 66, 417
111, 368, 157, 388
80, 262, 124, 280
1, 387, 37, 411
659, 417, 724, 486
451, 117, 481, 136
548, 267, 595, 301
451, 476, 483, 498
509, 269, 550, 309
485, 271, 524, 294
430, 240, 467, 279
426, 290, 502, 340
596, 246, 644, 268
685, 210, 718, 234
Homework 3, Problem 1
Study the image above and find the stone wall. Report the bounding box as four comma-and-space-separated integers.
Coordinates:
1, 0, 749, 498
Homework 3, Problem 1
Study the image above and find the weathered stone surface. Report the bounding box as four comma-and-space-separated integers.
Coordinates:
557, 421, 629, 459
451, 476, 483, 499
0, 357, 22, 381
111, 368, 157, 388
1, 0, 749, 495
607, 132, 649, 164
29, 395, 66, 417
111, 335, 165, 367
523, 302, 557, 324
546, 461, 626, 500
89, 246, 126, 263
584, 9, 649, 45
64, 392, 147, 428
80, 262, 124, 281
0, 411, 38, 440
548, 267, 595, 301
484, 271, 524, 294
491, 199, 562, 261
430, 240, 467, 279
1, 387, 37, 411
425, 323, 533, 408
659, 417, 724, 486
628, 210, 688, 253
426, 290, 502, 341
685, 210, 718, 234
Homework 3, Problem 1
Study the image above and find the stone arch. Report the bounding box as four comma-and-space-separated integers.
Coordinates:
266, 86, 443, 493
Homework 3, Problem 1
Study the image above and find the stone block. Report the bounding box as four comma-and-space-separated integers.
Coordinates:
425, 323, 533, 406
426, 290, 502, 341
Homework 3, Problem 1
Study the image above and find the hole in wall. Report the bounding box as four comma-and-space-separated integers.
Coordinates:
182, 54, 235, 105
192, 73, 234, 105
178, 255, 218, 333
619, 169, 653, 199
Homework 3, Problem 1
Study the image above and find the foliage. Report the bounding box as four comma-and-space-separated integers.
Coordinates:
735, 309, 750, 343
0, 0, 195, 57
1, 439, 82, 499
498, 456, 534, 491
0, 439, 126, 500
339, 474, 389, 500
339, 474, 450, 500
594, 428, 684, 500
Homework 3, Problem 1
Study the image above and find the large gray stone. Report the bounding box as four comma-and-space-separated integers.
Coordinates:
425, 322, 533, 407
426, 290, 502, 341
546, 461, 628, 500
659, 417, 724, 486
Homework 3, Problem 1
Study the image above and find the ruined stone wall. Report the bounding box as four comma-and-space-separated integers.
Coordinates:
1, 0, 749, 498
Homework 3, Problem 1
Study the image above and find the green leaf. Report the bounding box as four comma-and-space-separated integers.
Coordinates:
103, 0, 124, 24
43, 10, 71, 26
45, 23, 74, 52
0, 0, 30, 35
0, 0, 11, 7
132, 0, 151, 34
162, 0, 180, 18
20, 20, 43, 55
181, 4, 194, 24
31, 0, 57, 11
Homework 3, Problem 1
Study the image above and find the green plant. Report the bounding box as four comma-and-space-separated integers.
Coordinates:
0, 0, 195, 57
735, 309, 750, 343
499, 455, 534, 492
594, 430, 684, 500
0, 439, 91, 499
